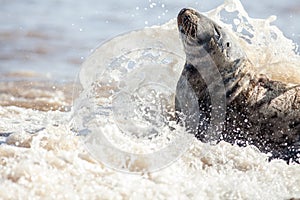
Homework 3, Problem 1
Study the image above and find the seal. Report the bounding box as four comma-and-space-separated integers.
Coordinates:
175, 8, 300, 163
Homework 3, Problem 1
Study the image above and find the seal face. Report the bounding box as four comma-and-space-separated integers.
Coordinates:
175, 8, 300, 163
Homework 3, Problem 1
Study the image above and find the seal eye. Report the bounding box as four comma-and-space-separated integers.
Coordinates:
226, 42, 231, 48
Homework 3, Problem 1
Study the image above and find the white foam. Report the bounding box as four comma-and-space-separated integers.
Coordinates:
1, 105, 300, 199
1, 0, 300, 199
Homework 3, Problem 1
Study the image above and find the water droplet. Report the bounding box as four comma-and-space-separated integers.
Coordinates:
234, 19, 240, 25
149, 3, 156, 8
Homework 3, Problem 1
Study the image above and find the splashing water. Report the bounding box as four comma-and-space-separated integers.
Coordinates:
1, 0, 300, 199
207, 0, 300, 84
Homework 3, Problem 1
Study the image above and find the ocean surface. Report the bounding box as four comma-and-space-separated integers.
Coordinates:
1, 0, 300, 199
1, 0, 300, 81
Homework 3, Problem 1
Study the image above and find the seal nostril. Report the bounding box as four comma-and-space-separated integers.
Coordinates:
183, 16, 189, 23
183, 15, 193, 26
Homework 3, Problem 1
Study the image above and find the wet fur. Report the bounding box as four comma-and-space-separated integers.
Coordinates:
175, 8, 300, 163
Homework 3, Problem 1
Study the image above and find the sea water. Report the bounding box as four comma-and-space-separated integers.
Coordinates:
0, 0, 300, 199
0, 0, 300, 80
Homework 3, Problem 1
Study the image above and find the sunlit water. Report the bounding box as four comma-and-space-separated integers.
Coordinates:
0, 0, 300, 80
0, 0, 300, 199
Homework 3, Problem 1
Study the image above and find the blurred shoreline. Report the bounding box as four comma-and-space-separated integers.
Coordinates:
0, 76, 73, 111
1, 0, 300, 83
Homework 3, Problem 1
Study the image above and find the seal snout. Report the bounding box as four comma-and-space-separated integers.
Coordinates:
177, 8, 193, 26
177, 8, 198, 39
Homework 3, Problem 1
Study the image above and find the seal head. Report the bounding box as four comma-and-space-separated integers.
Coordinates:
177, 8, 245, 66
